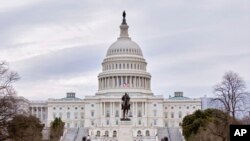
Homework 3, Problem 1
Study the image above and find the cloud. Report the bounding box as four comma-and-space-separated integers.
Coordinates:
1, 0, 250, 100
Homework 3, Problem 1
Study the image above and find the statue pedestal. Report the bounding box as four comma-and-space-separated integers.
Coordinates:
118, 120, 133, 141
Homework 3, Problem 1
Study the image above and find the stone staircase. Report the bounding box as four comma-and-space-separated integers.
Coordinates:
62, 128, 78, 141
168, 127, 184, 141
75, 128, 89, 141
157, 127, 170, 141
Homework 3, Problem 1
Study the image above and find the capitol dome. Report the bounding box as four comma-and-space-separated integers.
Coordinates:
97, 11, 152, 96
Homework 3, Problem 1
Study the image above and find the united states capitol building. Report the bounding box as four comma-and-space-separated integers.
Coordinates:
17, 13, 204, 141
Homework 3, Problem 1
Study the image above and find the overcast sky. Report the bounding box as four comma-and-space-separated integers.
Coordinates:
0, 0, 249, 100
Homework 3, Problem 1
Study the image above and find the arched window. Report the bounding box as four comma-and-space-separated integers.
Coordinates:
146, 130, 150, 136
137, 130, 142, 137
113, 130, 117, 137
96, 131, 100, 137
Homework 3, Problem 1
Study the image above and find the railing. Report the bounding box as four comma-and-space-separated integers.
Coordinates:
60, 128, 68, 141
73, 128, 79, 141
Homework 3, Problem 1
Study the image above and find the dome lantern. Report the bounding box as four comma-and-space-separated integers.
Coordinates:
119, 11, 130, 39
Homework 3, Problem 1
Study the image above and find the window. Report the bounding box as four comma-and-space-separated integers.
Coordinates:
53, 107, 56, 110
171, 112, 174, 118
74, 112, 78, 119
138, 120, 141, 125
137, 130, 142, 137
67, 123, 70, 128
146, 130, 150, 136
106, 110, 110, 117
91, 120, 94, 126
154, 104, 157, 107
165, 112, 168, 118
115, 110, 119, 117
193, 106, 196, 109
67, 112, 70, 119
113, 131, 117, 137
96, 131, 100, 137
116, 120, 118, 125
81, 112, 84, 119
81, 107, 84, 110
171, 106, 174, 109
59, 107, 62, 110
53, 113, 56, 119
106, 119, 109, 125
138, 110, 142, 117
91, 111, 94, 117
75, 107, 78, 110
179, 106, 181, 109
91, 104, 94, 107
67, 107, 70, 110
187, 106, 189, 109
179, 111, 182, 118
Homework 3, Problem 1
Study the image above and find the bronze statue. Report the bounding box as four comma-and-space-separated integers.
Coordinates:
123, 11, 126, 19
122, 11, 127, 25
121, 92, 130, 120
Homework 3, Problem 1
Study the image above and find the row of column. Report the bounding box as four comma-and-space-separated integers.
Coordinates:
102, 63, 146, 71
100, 101, 147, 118
99, 76, 150, 90
30, 106, 46, 121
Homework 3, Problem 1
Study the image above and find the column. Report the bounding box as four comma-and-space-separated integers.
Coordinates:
145, 102, 148, 126
102, 78, 104, 89
129, 76, 132, 88
135, 102, 137, 117
148, 79, 150, 89
121, 76, 123, 87
107, 77, 109, 88
126, 76, 128, 86
143, 102, 145, 116
109, 102, 111, 117
104, 102, 106, 117
113, 77, 115, 88
139, 77, 141, 88
116, 76, 119, 88
112, 102, 114, 116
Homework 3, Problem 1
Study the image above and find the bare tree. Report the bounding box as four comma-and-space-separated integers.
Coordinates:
0, 61, 20, 140
213, 71, 248, 119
